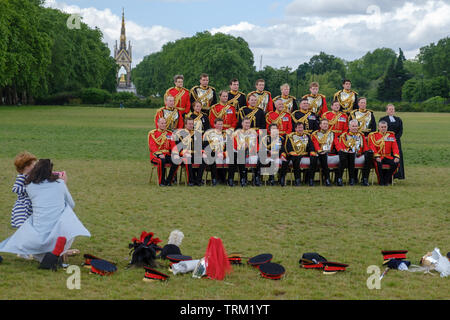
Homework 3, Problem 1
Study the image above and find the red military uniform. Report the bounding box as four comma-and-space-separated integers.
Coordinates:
247, 90, 274, 113
368, 131, 400, 185
165, 87, 191, 116
302, 93, 328, 117
265, 110, 292, 136
154, 107, 184, 131
209, 103, 238, 130
148, 129, 179, 185
322, 110, 348, 137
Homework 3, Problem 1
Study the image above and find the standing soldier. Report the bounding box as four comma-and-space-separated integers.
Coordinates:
155, 95, 184, 131
291, 98, 320, 134
368, 121, 400, 186
186, 101, 210, 133
210, 90, 238, 131
336, 120, 373, 187
281, 122, 318, 187
227, 78, 247, 112
266, 99, 292, 136
273, 83, 298, 113
190, 73, 217, 114
333, 79, 358, 115
164, 75, 191, 117
247, 79, 274, 113
302, 82, 328, 117
350, 97, 376, 136
311, 118, 340, 186
148, 118, 180, 187
238, 94, 266, 130
322, 100, 349, 138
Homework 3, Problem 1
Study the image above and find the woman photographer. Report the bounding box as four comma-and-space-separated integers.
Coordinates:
0, 159, 90, 267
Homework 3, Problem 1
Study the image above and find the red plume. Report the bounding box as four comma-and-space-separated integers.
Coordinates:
204, 237, 232, 280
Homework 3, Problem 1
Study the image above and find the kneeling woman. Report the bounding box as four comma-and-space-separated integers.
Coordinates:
0, 159, 90, 267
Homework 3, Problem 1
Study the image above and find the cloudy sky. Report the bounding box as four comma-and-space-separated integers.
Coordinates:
44, 0, 450, 70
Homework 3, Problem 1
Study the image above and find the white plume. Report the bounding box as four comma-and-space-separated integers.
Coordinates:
168, 229, 184, 247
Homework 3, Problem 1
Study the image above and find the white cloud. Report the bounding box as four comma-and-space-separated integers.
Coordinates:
44, 0, 450, 70
43, 0, 184, 67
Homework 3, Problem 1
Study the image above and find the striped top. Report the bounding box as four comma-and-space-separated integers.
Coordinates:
11, 174, 33, 228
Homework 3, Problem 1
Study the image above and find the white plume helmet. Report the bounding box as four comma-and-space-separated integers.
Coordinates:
168, 230, 184, 247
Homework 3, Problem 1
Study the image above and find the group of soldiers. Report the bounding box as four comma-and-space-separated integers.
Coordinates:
148, 74, 401, 187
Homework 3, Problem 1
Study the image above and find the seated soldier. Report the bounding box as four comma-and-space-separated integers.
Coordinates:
148, 118, 180, 186
368, 120, 400, 186
173, 118, 205, 186
260, 124, 287, 186
229, 117, 260, 187
209, 90, 238, 130
238, 94, 266, 130
155, 95, 184, 131
203, 118, 228, 186
186, 100, 210, 133
311, 118, 340, 187
266, 99, 292, 136
322, 100, 348, 138
291, 98, 319, 135
281, 122, 318, 187
336, 119, 373, 187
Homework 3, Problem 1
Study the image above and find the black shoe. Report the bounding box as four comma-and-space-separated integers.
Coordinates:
324, 179, 332, 187
349, 178, 355, 186
279, 176, 286, 187
212, 179, 217, 186
240, 178, 247, 187
309, 179, 315, 187
253, 176, 261, 187
269, 177, 275, 186
336, 178, 343, 187
228, 178, 234, 187
294, 178, 301, 186
188, 181, 196, 186
361, 178, 369, 186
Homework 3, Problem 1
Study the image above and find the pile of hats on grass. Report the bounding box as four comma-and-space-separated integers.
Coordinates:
299, 252, 349, 274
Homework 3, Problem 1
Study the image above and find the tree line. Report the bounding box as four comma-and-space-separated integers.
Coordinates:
0, 0, 117, 105
133, 32, 449, 111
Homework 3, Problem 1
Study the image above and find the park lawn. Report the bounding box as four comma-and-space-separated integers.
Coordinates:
0, 106, 449, 300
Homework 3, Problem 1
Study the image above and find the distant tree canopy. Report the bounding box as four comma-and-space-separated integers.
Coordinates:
0, 0, 117, 105
132, 31, 256, 97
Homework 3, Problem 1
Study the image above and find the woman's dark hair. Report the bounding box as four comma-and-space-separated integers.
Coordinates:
25, 159, 59, 185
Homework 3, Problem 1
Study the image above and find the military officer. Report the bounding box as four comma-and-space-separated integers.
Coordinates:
368, 121, 400, 186
148, 118, 180, 186
322, 100, 349, 138
164, 75, 191, 116
190, 73, 217, 114
186, 100, 210, 133
155, 95, 184, 131
273, 83, 298, 113
203, 118, 229, 186
227, 78, 247, 112
333, 79, 358, 115
291, 98, 320, 134
247, 79, 274, 113
350, 97, 376, 136
266, 98, 293, 136
209, 90, 238, 130
238, 93, 266, 130
302, 82, 328, 117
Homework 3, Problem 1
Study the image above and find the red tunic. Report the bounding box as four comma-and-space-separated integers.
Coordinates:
148, 129, 176, 161
302, 93, 328, 117
368, 131, 400, 160
154, 107, 184, 131
322, 111, 349, 137
209, 103, 238, 130
165, 87, 191, 116
265, 111, 292, 136
311, 130, 340, 154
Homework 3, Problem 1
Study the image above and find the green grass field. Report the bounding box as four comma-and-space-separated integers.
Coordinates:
0, 106, 449, 300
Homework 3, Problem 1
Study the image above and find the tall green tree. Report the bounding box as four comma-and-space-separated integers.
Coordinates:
133, 32, 255, 97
